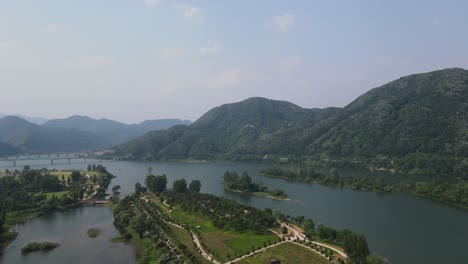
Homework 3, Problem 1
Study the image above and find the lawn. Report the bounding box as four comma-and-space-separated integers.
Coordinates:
169, 207, 278, 262
168, 225, 211, 264
237, 242, 329, 264
5, 209, 43, 226
49, 170, 102, 182
45, 191, 69, 199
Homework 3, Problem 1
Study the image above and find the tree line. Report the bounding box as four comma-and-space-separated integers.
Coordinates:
259, 165, 468, 209
223, 171, 287, 198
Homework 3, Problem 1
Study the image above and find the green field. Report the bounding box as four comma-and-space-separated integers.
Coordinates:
168, 225, 211, 264
169, 206, 277, 262
49, 170, 101, 181
45, 191, 69, 199
237, 242, 329, 264
5, 209, 43, 226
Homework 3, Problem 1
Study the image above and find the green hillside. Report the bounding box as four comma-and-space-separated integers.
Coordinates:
0, 142, 20, 156
113, 68, 468, 178
115, 98, 337, 159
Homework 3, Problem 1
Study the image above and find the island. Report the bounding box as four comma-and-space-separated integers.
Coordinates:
21, 242, 60, 254
223, 171, 289, 200
110, 172, 387, 264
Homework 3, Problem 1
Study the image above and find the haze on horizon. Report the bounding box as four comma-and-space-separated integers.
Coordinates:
1, 0, 467, 124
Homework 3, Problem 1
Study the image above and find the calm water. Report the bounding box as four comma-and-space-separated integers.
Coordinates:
1, 158, 467, 264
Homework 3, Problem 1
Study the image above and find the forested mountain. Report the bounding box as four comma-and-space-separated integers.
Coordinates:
0, 142, 20, 156
113, 68, 468, 178
309, 68, 468, 158
43, 116, 191, 146
114, 97, 339, 159
0, 116, 111, 153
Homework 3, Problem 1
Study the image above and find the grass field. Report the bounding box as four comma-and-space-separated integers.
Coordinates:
168, 225, 211, 264
45, 191, 69, 199
237, 242, 329, 264
5, 209, 43, 226
49, 170, 101, 181
169, 206, 277, 262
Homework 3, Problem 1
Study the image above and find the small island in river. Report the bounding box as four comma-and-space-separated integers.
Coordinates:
223, 171, 289, 200
21, 242, 60, 254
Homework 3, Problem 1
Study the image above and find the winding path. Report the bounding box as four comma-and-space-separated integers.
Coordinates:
140, 198, 346, 264
283, 224, 347, 259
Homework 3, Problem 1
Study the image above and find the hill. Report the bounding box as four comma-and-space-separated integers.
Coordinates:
0, 113, 48, 124
114, 97, 338, 159
0, 142, 20, 156
0, 116, 111, 153
113, 68, 468, 178
43, 116, 191, 146
309, 68, 468, 158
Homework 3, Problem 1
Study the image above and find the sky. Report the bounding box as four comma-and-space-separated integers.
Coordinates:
1, 0, 468, 124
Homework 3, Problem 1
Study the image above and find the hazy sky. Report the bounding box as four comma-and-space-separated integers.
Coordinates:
1, 0, 467, 124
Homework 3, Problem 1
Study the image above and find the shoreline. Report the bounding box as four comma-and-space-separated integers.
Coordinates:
258, 173, 468, 211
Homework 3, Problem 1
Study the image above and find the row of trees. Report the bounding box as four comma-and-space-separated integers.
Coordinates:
223, 171, 287, 198
124, 170, 381, 263
259, 165, 468, 208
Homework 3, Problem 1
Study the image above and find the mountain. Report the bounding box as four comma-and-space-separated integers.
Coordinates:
43, 116, 191, 146
0, 113, 48, 125
0, 142, 20, 156
114, 97, 338, 159
113, 68, 468, 178
0, 116, 111, 153
308, 68, 468, 158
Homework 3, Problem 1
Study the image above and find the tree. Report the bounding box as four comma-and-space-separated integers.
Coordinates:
70, 171, 81, 184
135, 182, 144, 196
112, 185, 121, 194
87, 164, 92, 171
172, 179, 188, 193
146, 174, 167, 193
343, 233, 370, 264
303, 219, 315, 236
189, 180, 201, 193
366, 254, 389, 264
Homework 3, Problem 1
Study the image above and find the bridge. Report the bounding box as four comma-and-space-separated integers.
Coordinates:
1, 153, 101, 167
79, 199, 111, 205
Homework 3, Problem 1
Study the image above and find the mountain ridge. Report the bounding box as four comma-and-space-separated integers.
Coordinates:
113, 68, 468, 178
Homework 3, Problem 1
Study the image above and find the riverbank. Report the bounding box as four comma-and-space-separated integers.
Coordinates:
224, 186, 289, 201
258, 167, 468, 210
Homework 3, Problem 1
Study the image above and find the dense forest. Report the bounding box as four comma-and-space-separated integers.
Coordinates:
112, 68, 468, 180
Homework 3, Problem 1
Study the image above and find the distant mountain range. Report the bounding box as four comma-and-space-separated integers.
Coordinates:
0, 113, 48, 125
0, 115, 191, 155
113, 68, 468, 178
43, 116, 191, 146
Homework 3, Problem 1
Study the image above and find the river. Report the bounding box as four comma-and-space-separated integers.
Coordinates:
1, 158, 467, 264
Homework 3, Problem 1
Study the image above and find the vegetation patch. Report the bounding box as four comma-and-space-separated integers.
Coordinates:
21, 242, 60, 254
0, 232, 18, 252
224, 171, 288, 200
236, 242, 329, 264
167, 225, 211, 264
45, 191, 69, 199
5, 209, 43, 226
87, 228, 102, 238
